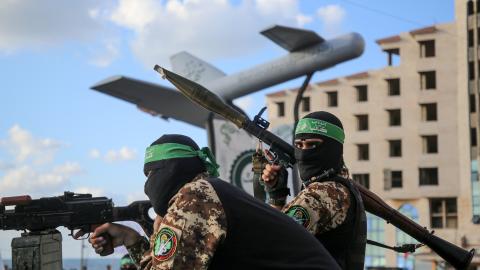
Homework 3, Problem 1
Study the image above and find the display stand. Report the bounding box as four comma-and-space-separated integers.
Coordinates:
11, 230, 62, 270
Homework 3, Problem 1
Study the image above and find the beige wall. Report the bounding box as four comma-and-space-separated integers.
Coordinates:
457, 0, 480, 263
268, 23, 460, 198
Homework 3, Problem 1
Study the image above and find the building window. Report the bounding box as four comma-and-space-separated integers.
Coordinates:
276, 102, 285, 117
468, 0, 474, 15
469, 61, 475, 81
355, 114, 369, 131
383, 169, 402, 190
355, 85, 368, 102
387, 109, 401, 126
357, 144, 369, 161
391, 171, 403, 188
420, 103, 437, 121
422, 135, 438, 154
419, 71, 436, 90
365, 214, 386, 267
301, 97, 310, 112
419, 167, 438, 186
430, 198, 458, 229
396, 204, 419, 270
478, 28, 480, 45
384, 48, 400, 66
472, 128, 477, 147
469, 29, 474, 47
389, 140, 402, 157
470, 94, 476, 113
326, 91, 338, 107
353, 174, 370, 189
386, 78, 400, 96
472, 160, 480, 221
419, 40, 435, 58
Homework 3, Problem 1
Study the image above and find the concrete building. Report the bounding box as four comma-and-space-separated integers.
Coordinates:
266, 1, 480, 269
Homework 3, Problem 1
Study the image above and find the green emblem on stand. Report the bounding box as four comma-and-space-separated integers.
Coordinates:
230, 149, 255, 195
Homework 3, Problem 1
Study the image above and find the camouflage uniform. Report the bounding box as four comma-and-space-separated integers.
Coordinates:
127, 175, 227, 270
131, 134, 342, 269
282, 180, 350, 235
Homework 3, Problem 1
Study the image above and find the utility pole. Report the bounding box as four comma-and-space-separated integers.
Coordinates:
80, 238, 86, 270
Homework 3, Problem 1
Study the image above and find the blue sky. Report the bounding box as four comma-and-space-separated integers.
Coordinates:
0, 0, 453, 259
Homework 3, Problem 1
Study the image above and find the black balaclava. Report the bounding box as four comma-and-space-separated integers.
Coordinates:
294, 111, 344, 182
143, 134, 206, 216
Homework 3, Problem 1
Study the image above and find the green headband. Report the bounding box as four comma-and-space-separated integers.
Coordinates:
295, 118, 345, 144
144, 143, 220, 177
120, 257, 134, 266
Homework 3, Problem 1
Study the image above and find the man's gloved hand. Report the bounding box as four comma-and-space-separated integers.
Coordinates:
74, 223, 142, 256
261, 164, 290, 206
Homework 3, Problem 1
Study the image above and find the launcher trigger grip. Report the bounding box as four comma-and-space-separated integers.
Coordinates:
264, 149, 278, 163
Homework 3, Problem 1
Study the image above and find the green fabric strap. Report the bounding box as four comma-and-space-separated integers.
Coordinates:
120, 257, 134, 266
295, 118, 345, 144
144, 143, 220, 177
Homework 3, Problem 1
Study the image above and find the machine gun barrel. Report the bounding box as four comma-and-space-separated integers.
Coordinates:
156, 66, 475, 269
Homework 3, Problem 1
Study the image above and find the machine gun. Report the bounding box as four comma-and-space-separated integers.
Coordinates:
155, 66, 476, 270
1, 192, 153, 268
0, 191, 154, 239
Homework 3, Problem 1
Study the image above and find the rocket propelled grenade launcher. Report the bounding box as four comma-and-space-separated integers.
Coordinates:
154, 65, 475, 270
154, 65, 295, 167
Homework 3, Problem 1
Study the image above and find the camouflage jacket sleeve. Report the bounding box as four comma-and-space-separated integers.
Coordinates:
145, 178, 228, 270
126, 236, 152, 269
282, 181, 350, 235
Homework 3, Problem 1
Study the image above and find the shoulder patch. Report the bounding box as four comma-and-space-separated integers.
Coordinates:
286, 205, 311, 228
153, 227, 178, 261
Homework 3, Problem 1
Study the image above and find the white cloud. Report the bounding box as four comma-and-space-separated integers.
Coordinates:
0, 125, 63, 165
89, 8, 101, 19
89, 39, 120, 67
109, 0, 312, 67
317, 4, 346, 37
0, 160, 14, 170
233, 96, 254, 112
0, 0, 315, 67
0, 125, 83, 197
110, 0, 159, 31
39, 162, 82, 186
317, 4, 346, 25
89, 148, 101, 159
0, 162, 82, 196
255, 0, 302, 17
73, 186, 104, 197
0, 0, 108, 53
0, 0, 121, 67
105, 147, 137, 162
126, 192, 149, 204
90, 147, 137, 163
296, 14, 313, 27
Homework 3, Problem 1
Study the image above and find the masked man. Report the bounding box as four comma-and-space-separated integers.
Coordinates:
87, 134, 341, 270
262, 111, 367, 270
